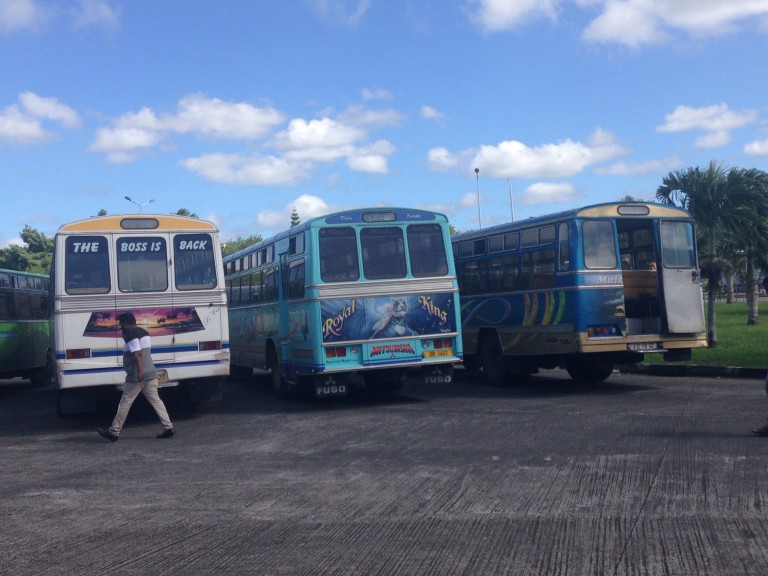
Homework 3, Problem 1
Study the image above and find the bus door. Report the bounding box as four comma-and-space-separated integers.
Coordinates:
659, 219, 705, 334
277, 253, 291, 364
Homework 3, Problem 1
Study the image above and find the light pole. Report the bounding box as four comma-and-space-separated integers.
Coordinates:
508, 179, 515, 222
124, 196, 154, 213
474, 167, 482, 229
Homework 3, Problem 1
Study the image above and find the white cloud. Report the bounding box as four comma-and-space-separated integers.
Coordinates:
92, 95, 401, 179
0, 0, 47, 33
311, 0, 372, 25
520, 182, 579, 205
89, 108, 164, 162
91, 95, 286, 163
468, 0, 768, 47
255, 194, 334, 229
429, 128, 627, 179
362, 88, 393, 101
70, 0, 119, 29
169, 94, 285, 140
657, 103, 757, 133
745, 138, 768, 156
180, 153, 311, 186
596, 156, 683, 176
467, 0, 559, 32
275, 117, 365, 150
420, 106, 445, 121
0, 92, 80, 144
337, 105, 404, 127
656, 103, 757, 149
19, 92, 80, 128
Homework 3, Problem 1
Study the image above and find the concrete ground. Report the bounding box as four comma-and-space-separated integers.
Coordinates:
1, 367, 767, 576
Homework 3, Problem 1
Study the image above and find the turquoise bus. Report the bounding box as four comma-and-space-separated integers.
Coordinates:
225, 207, 461, 397
0, 269, 52, 385
452, 202, 707, 384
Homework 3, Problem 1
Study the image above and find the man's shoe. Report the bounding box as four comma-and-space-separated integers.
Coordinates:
753, 424, 768, 436
157, 428, 175, 439
97, 427, 118, 442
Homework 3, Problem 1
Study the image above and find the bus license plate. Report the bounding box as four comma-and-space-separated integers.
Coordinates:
423, 349, 453, 358
629, 342, 659, 351
315, 383, 348, 397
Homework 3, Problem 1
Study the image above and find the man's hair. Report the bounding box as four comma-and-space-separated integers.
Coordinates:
117, 312, 136, 325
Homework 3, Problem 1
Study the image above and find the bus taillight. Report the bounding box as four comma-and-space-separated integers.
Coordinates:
433, 339, 452, 349
199, 340, 222, 351
65, 348, 91, 360
587, 325, 620, 338
325, 347, 347, 358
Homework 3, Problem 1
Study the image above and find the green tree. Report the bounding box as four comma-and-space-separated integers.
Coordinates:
656, 162, 768, 344
97, 209, 108, 216
290, 207, 300, 228
175, 208, 199, 218
221, 234, 263, 258
0, 225, 53, 274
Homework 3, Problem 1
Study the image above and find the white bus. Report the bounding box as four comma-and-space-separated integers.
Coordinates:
51, 214, 229, 414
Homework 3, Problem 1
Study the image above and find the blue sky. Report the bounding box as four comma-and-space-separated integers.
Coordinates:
2, 0, 768, 247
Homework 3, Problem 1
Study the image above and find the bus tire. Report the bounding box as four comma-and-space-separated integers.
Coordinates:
481, 334, 509, 386
30, 349, 54, 388
566, 361, 613, 383
269, 352, 289, 399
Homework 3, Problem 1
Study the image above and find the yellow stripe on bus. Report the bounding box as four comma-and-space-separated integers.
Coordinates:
57, 214, 218, 233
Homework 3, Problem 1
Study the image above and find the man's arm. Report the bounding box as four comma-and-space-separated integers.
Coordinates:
132, 350, 144, 381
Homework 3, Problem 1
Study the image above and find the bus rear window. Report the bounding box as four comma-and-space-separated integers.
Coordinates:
361, 227, 406, 280
319, 228, 360, 282
64, 236, 111, 294
117, 236, 168, 292
174, 233, 216, 290
407, 224, 448, 277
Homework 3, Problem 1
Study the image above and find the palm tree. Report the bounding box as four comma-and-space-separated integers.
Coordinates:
656, 162, 768, 345
175, 208, 199, 218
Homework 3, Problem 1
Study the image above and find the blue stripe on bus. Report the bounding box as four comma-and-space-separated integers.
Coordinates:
62, 359, 225, 376
57, 342, 230, 360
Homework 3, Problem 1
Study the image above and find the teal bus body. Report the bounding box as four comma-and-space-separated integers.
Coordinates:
452, 202, 707, 384
0, 269, 52, 384
225, 208, 462, 397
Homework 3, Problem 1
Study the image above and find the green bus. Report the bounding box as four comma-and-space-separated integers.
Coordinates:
0, 269, 52, 385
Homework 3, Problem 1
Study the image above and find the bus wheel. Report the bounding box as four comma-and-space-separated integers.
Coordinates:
269, 352, 289, 398
462, 355, 482, 372
566, 361, 614, 383
30, 350, 54, 388
481, 335, 509, 386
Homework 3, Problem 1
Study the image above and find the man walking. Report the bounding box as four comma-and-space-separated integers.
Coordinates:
97, 312, 175, 442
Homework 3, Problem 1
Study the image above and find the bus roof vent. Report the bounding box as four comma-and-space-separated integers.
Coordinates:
363, 211, 396, 222
617, 205, 650, 216
121, 218, 160, 230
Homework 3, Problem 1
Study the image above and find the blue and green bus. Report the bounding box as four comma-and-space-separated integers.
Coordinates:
224, 208, 461, 397
0, 269, 52, 385
452, 202, 707, 384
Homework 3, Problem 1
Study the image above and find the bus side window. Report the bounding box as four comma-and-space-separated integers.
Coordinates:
520, 253, 533, 291
532, 249, 555, 289
0, 292, 11, 320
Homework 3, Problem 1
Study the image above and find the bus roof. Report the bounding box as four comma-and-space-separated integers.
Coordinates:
452, 202, 692, 242
0, 268, 48, 279
56, 214, 219, 234
224, 207, 448, 263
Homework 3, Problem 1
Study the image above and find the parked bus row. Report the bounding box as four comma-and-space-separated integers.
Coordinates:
0, 269, 52, 386
3, 201, 707, 413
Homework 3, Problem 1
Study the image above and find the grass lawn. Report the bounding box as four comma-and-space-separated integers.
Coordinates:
647, 301, 768, 369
